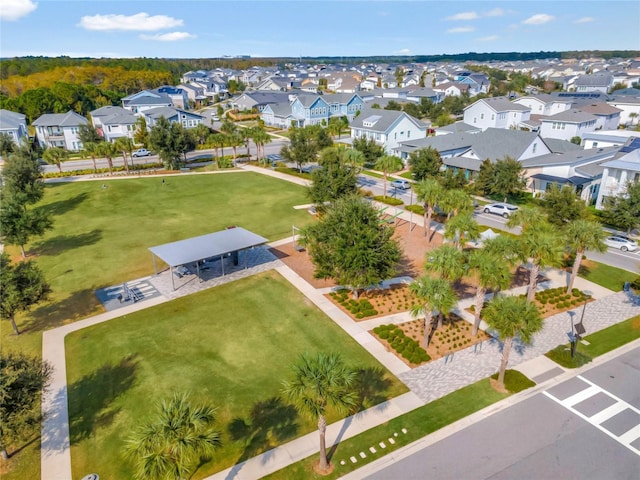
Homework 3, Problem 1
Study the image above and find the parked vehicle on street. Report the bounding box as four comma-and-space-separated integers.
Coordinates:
301, 164, 321, 174
132, 148, 152, 157
483, 202, 518, 218
604, 235, 638, 252
391, 179, 411, 190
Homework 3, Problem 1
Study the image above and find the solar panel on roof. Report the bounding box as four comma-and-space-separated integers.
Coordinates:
619, 138, 640, 153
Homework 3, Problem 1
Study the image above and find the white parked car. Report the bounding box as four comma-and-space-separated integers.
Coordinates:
132, 148, 152, 158
483, 202, 518, 218
391, 179, 411, 190
604, 235, 638, 252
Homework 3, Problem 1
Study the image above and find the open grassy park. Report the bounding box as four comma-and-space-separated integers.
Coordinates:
64, 270, 408, 479
2, 172, 316, 358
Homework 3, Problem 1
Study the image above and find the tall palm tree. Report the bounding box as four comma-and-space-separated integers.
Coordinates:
83, 141, 101, 172
414, 178, 444, 240
564, 219, 607, 293
410, 275, 457, 348
518, 221, 564, 302
125, 393, 222, 480
251, 127, 272, 165
228, 132, 244, 165
42, 148, 68, 173
444, 212, 480, 249
97, 142, 117, 175
342, 148, 365, 171
439, 188, 472, 220
506, 205, 544, 233
282, 353, 357, 473
466, 248, 512, 336
114, 136, 134, 172
482, 295, 542, 389
426, 244, 466, 283
374, 155, 403, 197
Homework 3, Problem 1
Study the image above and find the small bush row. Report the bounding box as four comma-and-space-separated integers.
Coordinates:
330, 289, 378, 318
373, 195, 404, 206
373, 324, 431, 364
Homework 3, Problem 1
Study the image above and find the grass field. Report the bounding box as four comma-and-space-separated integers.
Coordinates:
2, 172, 315, 358
578, 259, 638, 292
65, 270, 408, 479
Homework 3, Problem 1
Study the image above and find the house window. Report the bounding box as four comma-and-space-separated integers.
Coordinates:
532, 143, 537, 153
562, 123, 566, 130
491, 114, 495, 120
473, 117, 477, 124
480, 113, 484, 120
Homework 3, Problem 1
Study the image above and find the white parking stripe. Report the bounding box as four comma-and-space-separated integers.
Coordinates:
543, 375, 640, 457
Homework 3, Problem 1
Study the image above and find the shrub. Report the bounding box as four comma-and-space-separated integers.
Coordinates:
373, 195, 404, 206
490, 370, 536, 393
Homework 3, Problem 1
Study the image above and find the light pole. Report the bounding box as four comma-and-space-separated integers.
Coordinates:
409, 187, 414, 232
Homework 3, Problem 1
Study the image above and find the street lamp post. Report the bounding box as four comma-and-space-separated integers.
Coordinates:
409, 187, 414, 232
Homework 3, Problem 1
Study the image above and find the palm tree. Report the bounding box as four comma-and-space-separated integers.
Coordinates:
506, 205, 543, 233
444, 213, 480, 249
114, 136, 134, 172
125, 392, 222, 480
426, 244, 466, 283
342, 148, 365, 172
97, 142, 117, 175
83, 142, 101, 172
466, 248, 512, 336
564, 219, 607, 293
228, 132, 244, 165
482, 295, 542, 389
410, 275, 457, 348
210, 133, 227, 167
439, 188, 472, 220
414, 178, 444, 240
42, 148, 68, 173
374, 155, 403, 197
518, 221, 564, 302
282, 353, 357, 473
251, 127, 272, 165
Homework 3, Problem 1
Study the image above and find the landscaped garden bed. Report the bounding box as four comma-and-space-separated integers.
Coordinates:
371, 314, 490, 366
327, 284, 416, 320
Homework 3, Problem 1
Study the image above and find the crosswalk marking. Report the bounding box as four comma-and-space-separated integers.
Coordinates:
543, 375, 640, 457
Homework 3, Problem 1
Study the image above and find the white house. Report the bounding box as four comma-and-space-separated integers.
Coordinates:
573, 73, 614, 93
582, 130, 638, 149
512, 94, 572, 116
579, 103, 622, 131
121, 90, 173, 115
607, 95, 640, 127
463, 97, 531, 131
142, 107, 205, 129
595, 140, 640, 209
539, 110, 598, 142
350, 108, 426, 155
32, 110, 88, 151
90, 106, 138, 142
0, 109, 28, 146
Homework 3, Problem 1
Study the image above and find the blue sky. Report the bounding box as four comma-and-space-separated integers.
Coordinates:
1, 0, 639, 58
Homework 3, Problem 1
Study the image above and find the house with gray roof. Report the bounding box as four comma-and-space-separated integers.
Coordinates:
0, 109, 28, 146
574, 73, 614, 93
582, 130, 638, 149
32, 110, 88, 150
539, 110, 598, 142
142, 107, 205, 130
463, 96, 531, 131
350, 108, 426, 155
579, 102, 622, 130
513, 94, 572, 116
595, 138, 640, 209
122, 90, 173, 114
606, 94, 640, 126
90, 106, 138, 142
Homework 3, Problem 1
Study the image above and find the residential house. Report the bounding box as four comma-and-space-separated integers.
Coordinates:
122, 90, 173, 114
32, 110, 89, 150
463, 97, 531, 131
142, 107, 205, 129
595, 138, 640, 209
433, 122, 481, 136
538, 110, 598, 142
582, 130, 638, 149
178, 83, 208, 107
573, 73, 614, 93
432, 82, 470, 97
260, 93, 363, 129
90, 106, 138, 142
457, 72, 490, 96
155, 86, 189, 110
522, 146, 619, 204
406, 88, 443, 104
512, 94, 573, 116
579, 103, 622, 130
0, 109, 28, 146
256, 76, 293, 91
230, 91, 295, 113
290, 95, 331, 127
349, 108, 427, 155
606, 94, 640, 126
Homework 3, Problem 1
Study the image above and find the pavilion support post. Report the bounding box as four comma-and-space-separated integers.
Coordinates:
221, 255, 225, 275
152, 253, 158, 275
170, 266, 176, 291
196, 262, 201, 282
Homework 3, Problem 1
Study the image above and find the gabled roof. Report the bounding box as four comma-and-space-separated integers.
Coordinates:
435, 122, 481, 135
350, 107, 424, 133
264, 102, 295, 118
0, 109, 26, 129
580, 103, 622, 116
467, 128, 540, 161
520, 146, 618, 168
465, 96, 529, 113
322, 93, 361, 104
144, 107, 204, 120
541, 109, 598, 123
90, 106, 130, 118
574, 73, 614, 87
542, 138, 583, 153
32, 110, 89, 127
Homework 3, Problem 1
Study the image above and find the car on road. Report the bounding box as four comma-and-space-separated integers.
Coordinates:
301, 164, 321, 174
266, 154, 281, 167
391, 179, 411, 190
132, 148, 152, 157
604, 235, 638, 252
36, 158, 48, 166
483, 202, 518, 218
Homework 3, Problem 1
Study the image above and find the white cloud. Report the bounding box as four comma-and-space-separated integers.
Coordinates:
484, 8, 505, 17
393, 48, 411, 55
477, 35, 499, 42
446, 11, 479, 21
522, 14, 555, 25
447, 27, 475, 34
574, 17, 594, 24
0, 0, 37, 21
139, 31, 195, 42
79, 12, 183, 32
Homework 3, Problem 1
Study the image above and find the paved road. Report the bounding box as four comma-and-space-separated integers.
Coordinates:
366, 347, 640, 480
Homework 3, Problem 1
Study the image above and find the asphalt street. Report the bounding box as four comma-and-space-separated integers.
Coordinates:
366, 347, 640, 480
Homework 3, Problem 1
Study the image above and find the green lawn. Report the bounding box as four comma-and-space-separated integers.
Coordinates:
578, 260, 638, 292
546, 314, 640, 368
65, 271, 408, 479
265, 377, 511, 479
3, 172, 315, 357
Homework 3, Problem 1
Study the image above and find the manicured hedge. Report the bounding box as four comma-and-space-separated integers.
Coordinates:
373, 323, 431, 364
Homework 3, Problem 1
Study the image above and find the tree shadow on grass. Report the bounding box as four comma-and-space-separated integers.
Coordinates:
21, 289, 100, 333
67, 355, 139, 443
32, 229, 102, 257
44, 192, 89, 217
353, 366, 393, 412
227, 396, 299, 465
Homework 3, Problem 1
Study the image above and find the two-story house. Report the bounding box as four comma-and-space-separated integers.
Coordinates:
121, 90, 173, 115
32, 110, 88, 151
463, 97, 531, 131
142, 107, 205, 129
90, 106, 138, 142
595, 138, 640, 209
574, 73, 614, 93
512, 94, 573, 116
579, 103, 622, 131
538, 110, 598, 142
0, 109, 28, 146
350, 108, 426, 155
